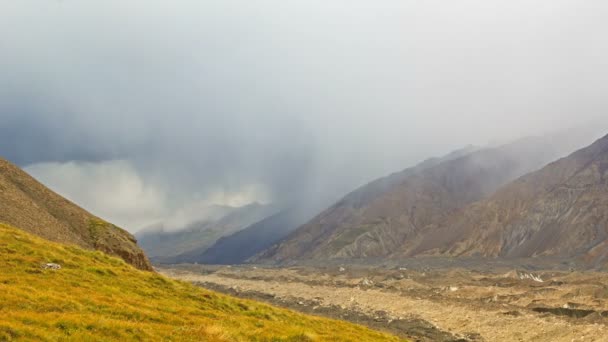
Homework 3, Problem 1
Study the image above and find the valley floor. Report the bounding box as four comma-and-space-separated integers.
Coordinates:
160, 264, 608, 342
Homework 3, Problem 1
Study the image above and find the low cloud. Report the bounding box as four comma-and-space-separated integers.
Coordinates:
25, 160, 270, 231
3, 1, 608, 232
25, 160, 166, 230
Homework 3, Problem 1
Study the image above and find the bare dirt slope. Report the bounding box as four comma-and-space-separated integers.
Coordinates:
0, 157, 152, 270
258, 132, 593, 264
161, 265, 608, 342
409, 133, 608, 268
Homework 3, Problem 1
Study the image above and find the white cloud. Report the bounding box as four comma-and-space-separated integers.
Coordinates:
3, 0, 608, 227
25, 160, 269, 232
25, 160, 166, 231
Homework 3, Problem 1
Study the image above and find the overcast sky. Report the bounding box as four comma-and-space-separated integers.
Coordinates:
2, 1, 608, 232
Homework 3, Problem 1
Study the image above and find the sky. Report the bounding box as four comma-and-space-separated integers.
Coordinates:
1, 1, 608, 232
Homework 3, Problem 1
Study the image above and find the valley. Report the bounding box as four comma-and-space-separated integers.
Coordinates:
161, 263, 608, 342
4, 2, 608, 340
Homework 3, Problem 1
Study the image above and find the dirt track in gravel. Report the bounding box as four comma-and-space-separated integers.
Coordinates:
159, 265, 608, 342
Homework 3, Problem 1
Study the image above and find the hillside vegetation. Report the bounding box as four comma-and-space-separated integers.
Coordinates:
0, 223, 402, 341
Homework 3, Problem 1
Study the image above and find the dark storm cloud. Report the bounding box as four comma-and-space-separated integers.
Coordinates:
2, 0, 608, 230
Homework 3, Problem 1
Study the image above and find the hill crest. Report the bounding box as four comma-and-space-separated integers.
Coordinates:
0, 157, 151, 270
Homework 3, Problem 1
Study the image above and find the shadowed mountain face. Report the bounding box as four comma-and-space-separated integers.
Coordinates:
257, 130, 600, 264
0, 157, 152, 270
175, 208, 315, 265
408, 133, 608, 268
136, 203, 277, 263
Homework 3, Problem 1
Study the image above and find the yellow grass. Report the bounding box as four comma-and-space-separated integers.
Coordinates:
0, 223, 403, 341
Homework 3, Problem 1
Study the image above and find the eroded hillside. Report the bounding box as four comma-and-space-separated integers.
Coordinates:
408, 133, 608, 267
258, 133, 585, 263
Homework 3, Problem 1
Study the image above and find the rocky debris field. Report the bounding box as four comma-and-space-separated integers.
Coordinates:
160, 264, 608, 342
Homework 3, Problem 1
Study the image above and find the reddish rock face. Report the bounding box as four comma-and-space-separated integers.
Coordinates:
0, 157, 152, 271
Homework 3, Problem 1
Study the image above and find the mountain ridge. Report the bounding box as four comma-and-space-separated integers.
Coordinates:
405, 133, 608, 268
136, 202, 277, 263
256, 130, 604, 265
173, 207, 314, 265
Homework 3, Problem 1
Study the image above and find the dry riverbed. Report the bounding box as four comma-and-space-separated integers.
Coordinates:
159, 264, 608, 342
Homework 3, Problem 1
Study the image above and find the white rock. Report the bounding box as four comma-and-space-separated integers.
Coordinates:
517, 271, 544, 282
42, 263, 61, 270
360, 278, 374, 286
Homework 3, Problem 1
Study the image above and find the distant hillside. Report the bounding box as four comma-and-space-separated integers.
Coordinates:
175, 208, 314, 265
407, 133, 608, 268
0, 157, 151, 270
136, 203, 276, 263
258, 130, 599, 263
0, 223, 399, 341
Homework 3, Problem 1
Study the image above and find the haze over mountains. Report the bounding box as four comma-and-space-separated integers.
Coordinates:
256, 128, 608, 268
118, 125, 608, 269
407, 133, 608, 267
189, 207, 318, 265
136, 202, 277, 263
6, 1, 608, 243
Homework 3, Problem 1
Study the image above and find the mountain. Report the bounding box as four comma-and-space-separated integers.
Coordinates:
257, 130, 600, 264
0, 222, 398, 341
136, 203, 276, 263
406, 133, 608, 268
177, 207, 315, 265
0, 157, 151, 270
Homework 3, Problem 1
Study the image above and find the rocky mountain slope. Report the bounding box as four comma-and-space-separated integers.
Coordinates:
0, 157, 152, 270
136, 203, 276, 263
257, 131, 600, 264
407, 133, 608, 268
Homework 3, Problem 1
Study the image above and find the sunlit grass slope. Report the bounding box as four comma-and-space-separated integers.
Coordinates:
0, 223, 402, 341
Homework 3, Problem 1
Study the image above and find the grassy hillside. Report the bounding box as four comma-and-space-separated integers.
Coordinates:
0, 223, 402, 341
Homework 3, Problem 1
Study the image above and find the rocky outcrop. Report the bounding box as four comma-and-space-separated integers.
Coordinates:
0, 157, 152, 271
